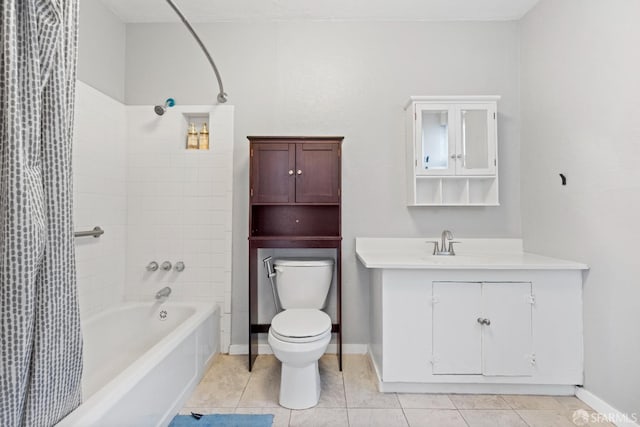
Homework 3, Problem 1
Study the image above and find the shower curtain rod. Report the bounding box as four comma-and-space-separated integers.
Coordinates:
165, 0, 228, 103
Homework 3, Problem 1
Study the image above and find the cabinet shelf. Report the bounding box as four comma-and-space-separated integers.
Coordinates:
411, 176, 498, 206
410, 203, 500, 207
248, 136, 343, 372
405, 96, 500, 206
249, 236, 342, 241
250, 205, 339, 237
250, 202, 341, 206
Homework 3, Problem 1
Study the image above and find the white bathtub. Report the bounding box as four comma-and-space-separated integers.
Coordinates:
57, 302, 219, 427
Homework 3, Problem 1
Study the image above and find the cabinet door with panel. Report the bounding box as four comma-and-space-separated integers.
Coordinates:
432, 282, 482, 374
455, 104, 497, 176
250, 141, 340, 204
295, 143, 340, 203
250, 143, 295, 203
414, 104, 456, 176
482, 282, 533, 376
432, 281, 533, 377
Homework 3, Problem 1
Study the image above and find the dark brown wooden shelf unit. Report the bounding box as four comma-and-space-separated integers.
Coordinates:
248, 136, 343, 371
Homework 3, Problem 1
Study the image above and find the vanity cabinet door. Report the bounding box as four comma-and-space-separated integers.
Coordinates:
482, 282, 533, 376
432, 281, 533, 377
432, 282, 482, 374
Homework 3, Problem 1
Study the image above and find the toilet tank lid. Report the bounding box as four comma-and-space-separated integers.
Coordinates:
273, 257, 334, 267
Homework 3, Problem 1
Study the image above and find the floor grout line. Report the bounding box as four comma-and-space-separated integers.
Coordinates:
341, 358, 351, 426
183, 355, 606, 427
400, 406, 410, 427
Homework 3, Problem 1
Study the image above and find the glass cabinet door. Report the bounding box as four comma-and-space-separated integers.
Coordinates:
416, 106, 455, 175
456, 104, 496, 175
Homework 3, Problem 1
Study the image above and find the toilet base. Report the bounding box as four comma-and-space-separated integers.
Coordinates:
279, 361, 321, 410
268, 322, 331, 410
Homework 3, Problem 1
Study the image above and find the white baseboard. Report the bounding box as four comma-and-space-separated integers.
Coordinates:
576, 388, 639, 427
379, 382, 574, 395
228, 343, 368, 355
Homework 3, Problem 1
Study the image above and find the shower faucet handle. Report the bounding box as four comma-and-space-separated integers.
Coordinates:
146, 261, 159, 271
160, 261, 172, 271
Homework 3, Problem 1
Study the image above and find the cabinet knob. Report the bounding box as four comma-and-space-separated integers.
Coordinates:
484, 318, 491, 325
456, 154, 463, 159
450, 155, 456, 160
297, 169, 302, 175
288, 170, 294, 176
477, 317, 491, 325
477, 317, 484, 324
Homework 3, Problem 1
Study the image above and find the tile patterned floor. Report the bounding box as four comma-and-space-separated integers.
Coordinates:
180, 354, 614, 427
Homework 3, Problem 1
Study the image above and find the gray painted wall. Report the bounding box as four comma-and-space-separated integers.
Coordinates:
520, 0, 640, 417
124, 21, 522, 346
78, 0, 126, 102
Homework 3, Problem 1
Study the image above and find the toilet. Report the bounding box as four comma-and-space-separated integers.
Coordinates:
267, 257, 334, 410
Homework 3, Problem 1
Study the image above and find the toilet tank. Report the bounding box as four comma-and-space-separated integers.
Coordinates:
273, 258, 334, 309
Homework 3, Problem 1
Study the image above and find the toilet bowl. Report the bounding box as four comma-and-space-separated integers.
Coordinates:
267, 258, 334, 409
268, 309, 332, 409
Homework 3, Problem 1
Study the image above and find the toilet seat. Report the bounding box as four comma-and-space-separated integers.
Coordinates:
270, 309, 331, 343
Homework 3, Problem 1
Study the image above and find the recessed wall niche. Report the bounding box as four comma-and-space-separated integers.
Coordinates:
182, 112, 210, 150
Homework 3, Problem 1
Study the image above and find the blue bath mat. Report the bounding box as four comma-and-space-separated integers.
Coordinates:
169, 413, 273, 427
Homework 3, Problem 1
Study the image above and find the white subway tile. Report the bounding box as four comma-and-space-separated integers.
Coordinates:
75, 96, 234, 349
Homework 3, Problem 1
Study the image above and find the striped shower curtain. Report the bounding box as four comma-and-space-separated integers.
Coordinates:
0, 1, 82, 426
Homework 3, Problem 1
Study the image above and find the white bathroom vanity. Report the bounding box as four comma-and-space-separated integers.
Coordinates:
356, 238, 588, 395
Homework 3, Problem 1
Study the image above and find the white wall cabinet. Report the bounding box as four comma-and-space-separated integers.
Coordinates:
432, 282, 533, 377
405, 96, 500, 206
369, 269, 583, 394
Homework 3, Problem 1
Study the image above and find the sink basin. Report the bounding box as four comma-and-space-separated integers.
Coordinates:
420, 254, 486, 265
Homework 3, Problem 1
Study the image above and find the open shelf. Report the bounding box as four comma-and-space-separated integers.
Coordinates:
412, 177, 499, 206
250, 205, 339, 237
469, 177, 498, 205
250, 236, 342, 241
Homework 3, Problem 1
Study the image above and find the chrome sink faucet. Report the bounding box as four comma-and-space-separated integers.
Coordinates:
440, 230, 453, 254
428, 230, 459, 256
155, 286, 172, 300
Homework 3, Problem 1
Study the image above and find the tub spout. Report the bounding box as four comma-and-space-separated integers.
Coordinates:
155, 286, 172, 300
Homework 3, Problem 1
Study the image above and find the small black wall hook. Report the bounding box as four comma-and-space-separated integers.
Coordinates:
559, 173, 567, 186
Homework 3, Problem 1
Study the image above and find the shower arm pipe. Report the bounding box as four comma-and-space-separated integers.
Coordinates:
165, 0, 228, 103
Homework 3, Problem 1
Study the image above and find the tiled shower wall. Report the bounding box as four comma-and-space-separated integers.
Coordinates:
73, 84, 234, 350
124, 106, 234, 351
73, 81, 127, 318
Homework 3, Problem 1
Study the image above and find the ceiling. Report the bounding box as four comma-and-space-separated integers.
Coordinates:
100, 0, 541, 23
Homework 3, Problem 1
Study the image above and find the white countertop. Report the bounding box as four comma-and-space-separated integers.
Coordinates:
355, 238, 588, 270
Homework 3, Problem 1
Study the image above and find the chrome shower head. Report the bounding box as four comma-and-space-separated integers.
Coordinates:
154, 98, 176, 116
